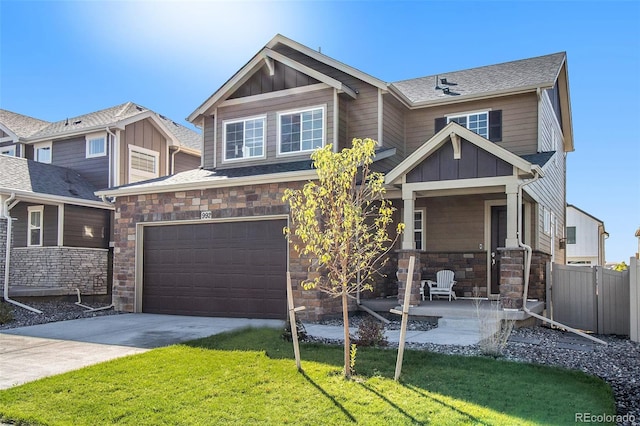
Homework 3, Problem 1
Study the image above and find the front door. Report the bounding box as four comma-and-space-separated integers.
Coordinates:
490, 205, 507, 296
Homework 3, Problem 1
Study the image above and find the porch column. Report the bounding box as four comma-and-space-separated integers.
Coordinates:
396, 250, 422, 307
505, 183, 519, 247
499, 247, 525, 309
402, 190, 415, 250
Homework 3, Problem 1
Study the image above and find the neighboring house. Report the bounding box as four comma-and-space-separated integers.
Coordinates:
565, 204, 608, 266
0, 156, 113, 296
98, 34, 573, 320
0, 103, 201, 297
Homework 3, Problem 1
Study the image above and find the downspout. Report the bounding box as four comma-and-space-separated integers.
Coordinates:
105, 127, 116, 188
517, 171, 605, 345
170, 146, 182, 175
3, 193, 43, 313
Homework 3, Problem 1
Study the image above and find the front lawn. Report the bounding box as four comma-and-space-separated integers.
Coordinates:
0, 328, 615, 425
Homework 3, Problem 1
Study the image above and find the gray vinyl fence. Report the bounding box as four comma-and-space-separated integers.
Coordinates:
547, 262, 631, 336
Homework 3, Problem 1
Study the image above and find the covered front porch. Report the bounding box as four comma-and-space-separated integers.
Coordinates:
360, 297, 545, 321
384, 122, 546, 311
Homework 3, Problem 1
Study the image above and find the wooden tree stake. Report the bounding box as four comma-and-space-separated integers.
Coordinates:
392, 255, 415, 381
286, 272, 305, 371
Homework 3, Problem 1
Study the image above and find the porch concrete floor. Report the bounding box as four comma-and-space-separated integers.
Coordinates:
359, 298, 545, 321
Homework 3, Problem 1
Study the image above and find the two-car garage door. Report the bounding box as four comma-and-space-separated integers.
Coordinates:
142, 219, 287, 319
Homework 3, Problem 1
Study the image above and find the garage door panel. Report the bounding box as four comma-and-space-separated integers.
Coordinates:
142, 219, 287, 319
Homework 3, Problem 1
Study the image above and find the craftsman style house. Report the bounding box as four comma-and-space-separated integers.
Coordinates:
98, 35, 573, 320
0, 104, 200, 298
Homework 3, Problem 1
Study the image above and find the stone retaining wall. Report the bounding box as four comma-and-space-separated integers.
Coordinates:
8, 247, 108, 295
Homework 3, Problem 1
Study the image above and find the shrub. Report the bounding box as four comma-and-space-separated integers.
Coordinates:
355, 316, 388, 347
0, 301, 14, 325
282, 319, 307, 341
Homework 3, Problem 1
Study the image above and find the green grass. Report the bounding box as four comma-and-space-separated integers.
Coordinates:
0, 328, 615, 425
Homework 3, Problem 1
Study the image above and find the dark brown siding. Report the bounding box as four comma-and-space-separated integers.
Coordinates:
406, 140, 513, 183
229, 62, 320, 99
52, 136, 109, 190
63, 205, 110, 248
11, 203, 58, 247
142, 219, 287, 319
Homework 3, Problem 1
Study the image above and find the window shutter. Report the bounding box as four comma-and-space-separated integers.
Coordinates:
489, 110, 502, 142
434, 117, 447, 134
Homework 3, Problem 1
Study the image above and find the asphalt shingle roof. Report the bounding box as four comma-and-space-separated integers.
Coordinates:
25, 102, 201, 152
0, 155, 101, 202
521, 151, 556, 167
0, 109, 50, 138
391, 52, 566, 104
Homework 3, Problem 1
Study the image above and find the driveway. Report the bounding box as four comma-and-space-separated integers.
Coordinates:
0, 313, 284, 389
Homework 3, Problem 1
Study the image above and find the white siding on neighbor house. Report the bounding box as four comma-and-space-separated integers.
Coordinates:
566, 206, 602, 263
525, 89, 566, 261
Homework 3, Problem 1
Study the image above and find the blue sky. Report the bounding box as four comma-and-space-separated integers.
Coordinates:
1, 1, 638, 262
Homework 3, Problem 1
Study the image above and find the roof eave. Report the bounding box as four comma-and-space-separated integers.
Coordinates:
400, 84, 556, 110
0, 188, 114, 210
266, 34, 388, 91
95, 169, 318, 198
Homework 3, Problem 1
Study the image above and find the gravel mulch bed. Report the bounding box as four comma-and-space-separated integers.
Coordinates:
308, 313, 640, 426
1, 301, 637, 424
0, 297, 121, 330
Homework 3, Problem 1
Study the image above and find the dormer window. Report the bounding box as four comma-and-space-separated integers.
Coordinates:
86, 133, 107, 158
278, 106, 324, 155
224, 116, 265, 161
447, 111, 489, 138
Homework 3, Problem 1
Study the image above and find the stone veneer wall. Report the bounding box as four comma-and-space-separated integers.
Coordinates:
528, 250, 550, 302
420, 251, 488, 298
112, 183, 346, 321
9, 247, 108, 295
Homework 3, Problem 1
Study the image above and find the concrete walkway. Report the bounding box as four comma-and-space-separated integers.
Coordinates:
0, 314, 284, 389
303, 316, 493, 346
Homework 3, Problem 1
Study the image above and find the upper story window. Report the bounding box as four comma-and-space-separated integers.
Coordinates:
28, 205, 44, 246
35, 141, 52, 164
278, 106, 324, 155
224, 116, 265, 161
436, 110, 501, 142
86, 133, 107, 158
128, 145, 159, 183
0, 145, 16, 156
448, 111, 488, 138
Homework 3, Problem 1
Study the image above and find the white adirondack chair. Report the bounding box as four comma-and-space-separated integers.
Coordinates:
426, 270, 457, 301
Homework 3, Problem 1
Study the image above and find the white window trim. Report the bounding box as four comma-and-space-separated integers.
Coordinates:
414, 208, 427, 251
86, 132, 107, 158
401, 207, 426, 250
543, 206, 551, 235
128, 145, 159, 183
34, 141, 52, 164
446, 109, 490, 136
27, 205, 44, 247
277, 104, 326, 157
0, 144, 16, 156
222, 115, 267, 163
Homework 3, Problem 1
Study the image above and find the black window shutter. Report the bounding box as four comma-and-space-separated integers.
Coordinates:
489, 110, 502, 142
434, 117, 447, 134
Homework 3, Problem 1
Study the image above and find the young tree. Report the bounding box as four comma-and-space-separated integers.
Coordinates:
283, 138, 403, 378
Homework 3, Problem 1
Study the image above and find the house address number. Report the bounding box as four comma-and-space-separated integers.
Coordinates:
201, 210, 212, 220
